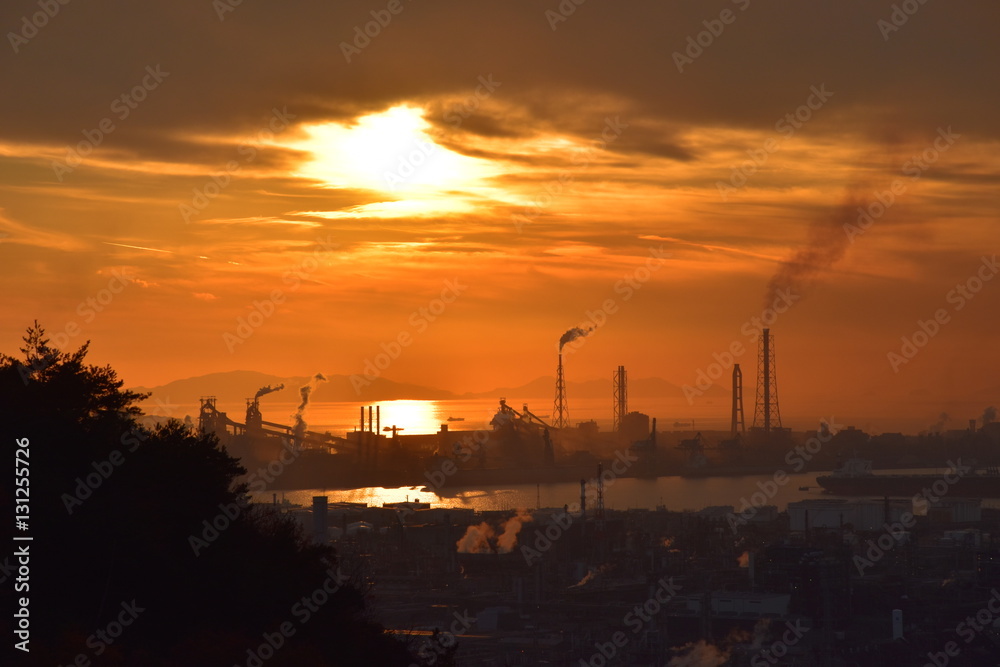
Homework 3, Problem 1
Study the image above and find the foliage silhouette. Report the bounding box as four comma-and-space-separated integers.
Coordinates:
1, 323, 421, 666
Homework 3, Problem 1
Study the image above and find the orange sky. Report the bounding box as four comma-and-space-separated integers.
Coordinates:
1, 1, 997, 432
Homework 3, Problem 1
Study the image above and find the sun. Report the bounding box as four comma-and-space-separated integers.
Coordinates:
291, 105, 494, 197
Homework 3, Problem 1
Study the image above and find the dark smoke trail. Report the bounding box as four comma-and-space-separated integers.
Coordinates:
761, 129, 911, 310
559, 327, 592, 350
762, 187, 864, 309
983, 406, 997, 426
254, 383, 285, 399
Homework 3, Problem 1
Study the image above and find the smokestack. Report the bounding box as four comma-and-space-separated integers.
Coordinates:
752, 329, 781, 435
969, 419, 977, 433
553, 352, 568, 428
553, 327, 592, 430
368, 406, 373, 433
613, 365, 627, 433
731, 364, 745, 436
763, 330, 771, 434
377, 405, 381, 434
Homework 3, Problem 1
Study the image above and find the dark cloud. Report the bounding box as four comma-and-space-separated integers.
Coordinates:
2, 0, 997, 164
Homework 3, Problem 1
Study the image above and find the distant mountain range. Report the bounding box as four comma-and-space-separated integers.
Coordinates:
129, 370, 728, 409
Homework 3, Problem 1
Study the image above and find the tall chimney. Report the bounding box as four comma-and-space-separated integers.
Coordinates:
763, 329, 771, 434
553, 352, 568, 428
731, 364, 745, 436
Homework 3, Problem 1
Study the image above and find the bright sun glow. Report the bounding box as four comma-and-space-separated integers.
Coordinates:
377, 399, 443, 435
292, 106, 496, 198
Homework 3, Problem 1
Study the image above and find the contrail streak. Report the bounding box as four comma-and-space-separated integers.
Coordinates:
102, 241, 238, 264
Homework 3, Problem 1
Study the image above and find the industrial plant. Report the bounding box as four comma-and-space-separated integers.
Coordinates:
188, 326, 1000, 665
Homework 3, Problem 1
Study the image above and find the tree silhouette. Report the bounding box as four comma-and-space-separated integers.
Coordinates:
0, 324, 421, 666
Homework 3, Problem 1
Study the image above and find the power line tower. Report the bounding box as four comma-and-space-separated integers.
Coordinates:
553, 353, 568, 429
752, 328, 781, 433
613, 365, 627, 432
731, 363, 745, 437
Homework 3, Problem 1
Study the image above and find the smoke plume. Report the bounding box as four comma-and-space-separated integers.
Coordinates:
455, 509, 532, 554
761, 188, 864, 309
292, 373, 327, 442
559, 327, 592, 350
495, 508, 531, 552
255, 383, 285, 399
929, 411, 950, 433
456, 522, 495, 554
983, 406, 997, 426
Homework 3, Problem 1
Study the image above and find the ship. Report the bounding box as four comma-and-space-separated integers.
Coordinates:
816, 458, 1000, 498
